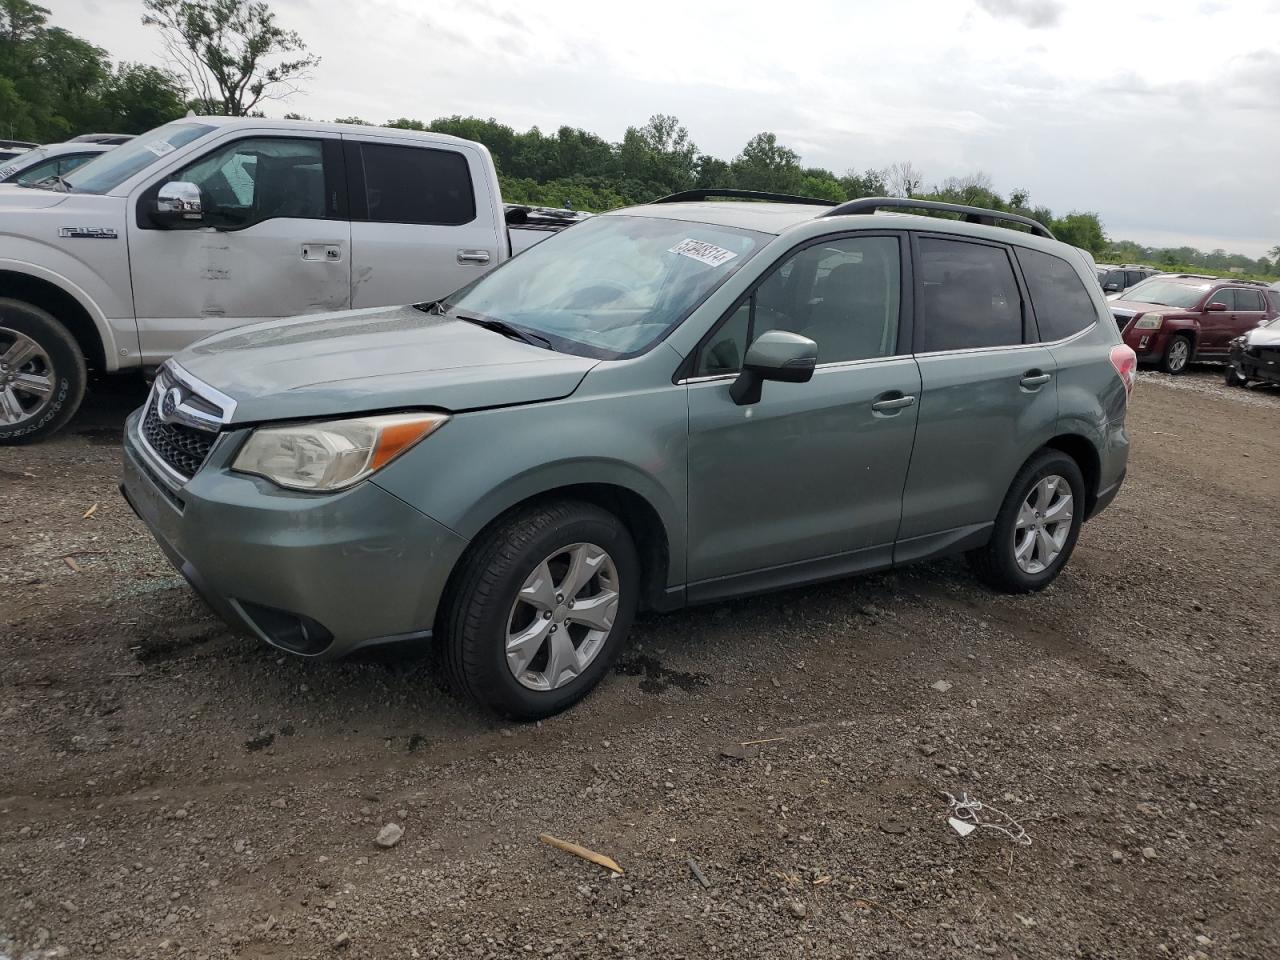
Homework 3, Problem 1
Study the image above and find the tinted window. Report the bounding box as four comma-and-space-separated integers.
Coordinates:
1233, 288, 1264, 311
1016, 247, 1098, 342
174, 137, 326, 229
357, 143, 475, 225
919, 238, 1022, 351
1103, 270, 1126, 290
696, 236, 901, 372
1266, 291, 1280, 313
1125, 271, 1146, 287
1208, 289, 1236, 310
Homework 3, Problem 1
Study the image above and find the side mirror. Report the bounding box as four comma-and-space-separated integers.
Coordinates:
729, 330, 817, 405
1103, 282, 1120, 292
154, 181, 202, 226
1205, 301, 1228, 312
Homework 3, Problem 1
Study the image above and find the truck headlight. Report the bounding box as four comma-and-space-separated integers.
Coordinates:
232, 412, 449, 492
1133, 313, 1163, 330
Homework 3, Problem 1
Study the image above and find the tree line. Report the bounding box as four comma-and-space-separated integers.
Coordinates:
3, 0, 1274, 275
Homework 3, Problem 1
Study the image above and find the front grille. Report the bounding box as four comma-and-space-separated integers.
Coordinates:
141, 399, 215, 480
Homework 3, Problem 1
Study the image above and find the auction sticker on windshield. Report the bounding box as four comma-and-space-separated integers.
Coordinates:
144, 140, 177, 157
669, 238, 738, 268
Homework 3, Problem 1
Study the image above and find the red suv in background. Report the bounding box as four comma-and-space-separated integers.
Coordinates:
1110, 275, 1280, 373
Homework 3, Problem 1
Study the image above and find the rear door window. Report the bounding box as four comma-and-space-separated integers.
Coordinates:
1233, 288, 1264, 312
354, 142, 476, 225
1015, 247, 1098, 342
918, 237, 1023, 351
1125, 270, 1145, 288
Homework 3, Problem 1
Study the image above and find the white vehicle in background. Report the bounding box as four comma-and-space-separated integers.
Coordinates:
0, 141, 116, 186
0, 117, 576, 442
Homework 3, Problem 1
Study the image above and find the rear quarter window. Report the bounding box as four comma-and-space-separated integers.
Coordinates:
1015, 247, 1098, 342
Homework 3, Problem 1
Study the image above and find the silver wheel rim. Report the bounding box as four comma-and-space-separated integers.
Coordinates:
505, 542, 620, 691
0, 328, 56, 426
1167, 338, 1189, 371
1014, 474, 1073, 575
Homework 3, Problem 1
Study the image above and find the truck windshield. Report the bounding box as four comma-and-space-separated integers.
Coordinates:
63, 122, 214, 194
443, 215, 768, 360
1121, 279, 1210, 309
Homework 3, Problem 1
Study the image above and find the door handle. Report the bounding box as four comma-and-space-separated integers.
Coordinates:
301, 243, 342, 262
1019, 371, 1052, 389
457, 248, 491, 265
871, 394, 916, 413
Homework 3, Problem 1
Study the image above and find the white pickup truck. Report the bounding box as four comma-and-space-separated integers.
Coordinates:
0, 116, 580, 442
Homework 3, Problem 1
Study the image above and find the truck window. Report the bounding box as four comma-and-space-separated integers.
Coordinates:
353, 142, 476, 226
172, 137, 327, 229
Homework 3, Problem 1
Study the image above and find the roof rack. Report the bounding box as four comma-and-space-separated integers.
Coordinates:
821, 197, 1055, 240
1167, 273, 1217, 280
652, 188, 837, 207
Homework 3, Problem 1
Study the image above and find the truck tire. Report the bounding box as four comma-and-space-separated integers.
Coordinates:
967, 449, 1086, 594
1160, 334, 1192, 374
440, 500, 639, 719
0, 298, 87, 444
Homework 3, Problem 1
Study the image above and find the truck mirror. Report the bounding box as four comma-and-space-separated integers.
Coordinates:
155, 181, 203, 226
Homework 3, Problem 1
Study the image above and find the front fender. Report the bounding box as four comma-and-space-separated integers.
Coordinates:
0, 256, 130, 372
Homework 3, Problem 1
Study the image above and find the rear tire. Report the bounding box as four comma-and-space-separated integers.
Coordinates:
440, 500, 639, 719
0, 298, 87, 444
968, 449, 1086, 594
1160, 334, 1192, 375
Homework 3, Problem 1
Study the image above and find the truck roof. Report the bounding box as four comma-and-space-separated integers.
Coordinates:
188, 115, 480, 150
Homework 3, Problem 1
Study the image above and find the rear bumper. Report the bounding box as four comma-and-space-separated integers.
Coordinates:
120, 411, 469, 658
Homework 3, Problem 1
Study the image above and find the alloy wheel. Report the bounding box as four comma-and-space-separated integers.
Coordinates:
0, 328, 56, 427
1013, 474, 1073, 574
1166, 338, 1190, 373
505, 542, 621, 691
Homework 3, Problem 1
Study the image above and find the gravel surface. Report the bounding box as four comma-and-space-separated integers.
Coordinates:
2, 367, 1279, 960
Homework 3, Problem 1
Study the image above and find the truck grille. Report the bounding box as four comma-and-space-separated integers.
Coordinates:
140, 400, 215, 479
135, 363, 232, 485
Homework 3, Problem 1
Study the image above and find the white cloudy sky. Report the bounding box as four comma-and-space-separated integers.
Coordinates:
50, 0, 1280, 256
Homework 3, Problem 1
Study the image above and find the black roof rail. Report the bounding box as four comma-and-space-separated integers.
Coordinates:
652, 188, 837, 207
1231, 278, 1271, 287
821, 197, 1055, 240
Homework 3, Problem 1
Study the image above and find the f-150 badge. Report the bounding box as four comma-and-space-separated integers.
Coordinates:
59, 226, 118, 239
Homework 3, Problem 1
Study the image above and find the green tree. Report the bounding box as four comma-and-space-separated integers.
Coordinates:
92, 62, 187, 132
1051, 212, 1107, 255
142, 0, 318, 116
730, 132, 804, 194
618, 114, 698, 195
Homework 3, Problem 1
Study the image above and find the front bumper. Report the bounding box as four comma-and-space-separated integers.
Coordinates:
1122, 327, 1169, 361
121, 411, 469, 658
1228, 341, 1280, 384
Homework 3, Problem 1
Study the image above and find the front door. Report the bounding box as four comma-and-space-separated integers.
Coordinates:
128, 133, 350, 363
686, 233, 920, 598
897, 234, 1059, 554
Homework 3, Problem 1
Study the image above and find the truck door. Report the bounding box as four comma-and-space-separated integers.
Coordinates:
128, 133, 350, 363
343, 136, 502, 308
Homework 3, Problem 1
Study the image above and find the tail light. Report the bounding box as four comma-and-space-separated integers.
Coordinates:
1110, 344, 1137, 399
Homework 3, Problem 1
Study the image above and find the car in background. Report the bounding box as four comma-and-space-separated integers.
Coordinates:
1110, 274, 1279, 373
1226, 309, 1280, 388
0, 142, 114, 186
0, 138, 38, 162
67, 133, 134, 145
1096, 263, 1160, 296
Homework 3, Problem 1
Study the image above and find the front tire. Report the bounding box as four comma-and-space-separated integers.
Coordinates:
440, 500, 639, 719
968, 450, 1086, 594
0, 298, 87, 444
1160, 334, 1192, 375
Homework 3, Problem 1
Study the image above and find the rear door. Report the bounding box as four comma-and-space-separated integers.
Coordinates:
1226, 288, 1268, 346
128, 132, 350, 362
344, 135, 502, 307
896, 234, 1058, 558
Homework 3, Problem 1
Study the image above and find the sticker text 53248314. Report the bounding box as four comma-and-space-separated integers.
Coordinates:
668, 238, 738, 268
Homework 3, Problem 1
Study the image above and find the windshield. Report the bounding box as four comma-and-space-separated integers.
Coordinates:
444, 214, 768, 359
0, 148, 45, 181
63, 122, 214, 194
1121, 278, 1209, 309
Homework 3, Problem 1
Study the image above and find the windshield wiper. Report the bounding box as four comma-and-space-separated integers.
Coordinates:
452, 312, 553, 350
23, 174, 69, 192
412, 299, 448, 316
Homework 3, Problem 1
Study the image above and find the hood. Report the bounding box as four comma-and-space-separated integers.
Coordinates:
178, 305, 600, 424
1109, 298, 1178, 318
0, 185, 70, 210
1243, 323, 1280, 348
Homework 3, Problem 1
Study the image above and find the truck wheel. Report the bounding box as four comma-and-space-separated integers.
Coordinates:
440, 500, 639, 719
968, 449, 1085, 594
1224, 363, 1249, 388
1160, 334, 1192, 374
0, 298, 87, 444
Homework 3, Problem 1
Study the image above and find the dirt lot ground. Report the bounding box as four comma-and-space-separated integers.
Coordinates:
2, 366, 1278, 960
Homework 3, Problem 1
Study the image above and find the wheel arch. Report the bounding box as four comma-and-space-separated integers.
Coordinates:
1042, 433, 1101, 516
0, 266, 115, 372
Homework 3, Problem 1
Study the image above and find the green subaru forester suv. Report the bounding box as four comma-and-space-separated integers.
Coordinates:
122, 192, 1134, 718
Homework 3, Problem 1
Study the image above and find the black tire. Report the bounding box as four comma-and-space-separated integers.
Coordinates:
0, 298, 87, 444
968, 449, 1086, 594
1160, 333, 1192, 375
1225, 363, 1249, 388
440, 500, 639, 719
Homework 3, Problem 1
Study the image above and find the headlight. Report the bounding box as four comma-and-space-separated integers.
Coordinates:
1133, 313, 1163, 330
232, 412, 449, 492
